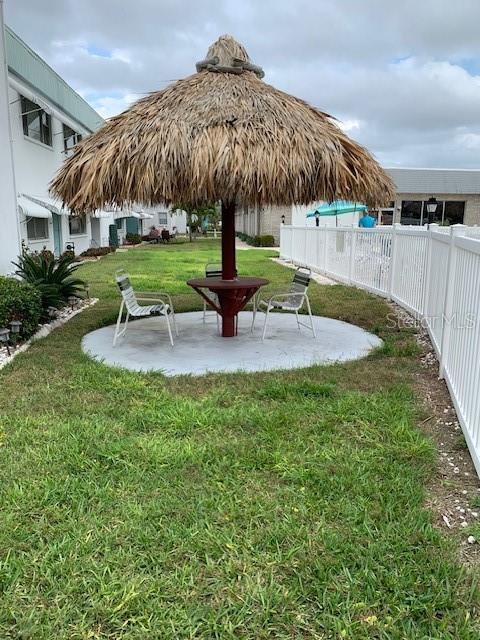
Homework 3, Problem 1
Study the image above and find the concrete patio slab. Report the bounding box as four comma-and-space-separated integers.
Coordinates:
81, 311, 382, 377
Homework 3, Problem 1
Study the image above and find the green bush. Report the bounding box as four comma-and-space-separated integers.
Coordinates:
80, 246, 115, 258
13, 253, 87, 311
0, 277, 42, 338
253, 235, 275, 247
236, 232, 276, 247
125, 233, 142, 245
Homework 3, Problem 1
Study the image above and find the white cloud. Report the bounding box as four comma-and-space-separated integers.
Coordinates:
337, 119, 361, 133
86, 93, 139, 119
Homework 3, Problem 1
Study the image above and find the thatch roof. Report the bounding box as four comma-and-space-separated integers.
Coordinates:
51, 35, 394, 212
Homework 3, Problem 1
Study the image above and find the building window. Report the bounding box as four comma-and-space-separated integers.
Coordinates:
158, 212, 168, 225
27, 217, 49, 240
116, 218, 124, 230
21, 96, 52, 146
69, 215, 87, 235
63, 124, 82, 154
444, 201, 465, 225
400, 201, 422, 225
379, 210, 393, 225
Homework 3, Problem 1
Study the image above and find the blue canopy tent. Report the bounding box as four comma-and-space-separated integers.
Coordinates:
307, 200, 367, 226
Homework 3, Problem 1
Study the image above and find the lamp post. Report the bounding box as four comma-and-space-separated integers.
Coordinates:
0, 327, 10, 355
425, 197, 438, 225
9, 320, 21, 347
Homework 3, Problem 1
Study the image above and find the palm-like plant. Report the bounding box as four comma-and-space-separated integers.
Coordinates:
13, 253, 87, 310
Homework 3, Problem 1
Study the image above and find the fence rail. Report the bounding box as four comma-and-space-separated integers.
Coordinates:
280, 223, 480, 477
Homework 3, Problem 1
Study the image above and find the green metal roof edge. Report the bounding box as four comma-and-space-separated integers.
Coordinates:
5, 26, 104, 133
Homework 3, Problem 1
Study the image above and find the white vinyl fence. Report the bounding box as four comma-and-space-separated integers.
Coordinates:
280, 223, 480, 477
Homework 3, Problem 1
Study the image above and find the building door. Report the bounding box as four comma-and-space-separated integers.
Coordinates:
90, 217, 101, 247
126, 217, 139, 235
52, 213, 62, 256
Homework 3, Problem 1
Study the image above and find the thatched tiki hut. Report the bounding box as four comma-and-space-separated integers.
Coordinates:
51, 35, 394, 335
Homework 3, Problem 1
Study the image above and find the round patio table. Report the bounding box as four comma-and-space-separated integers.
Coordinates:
187, 276, 269, 337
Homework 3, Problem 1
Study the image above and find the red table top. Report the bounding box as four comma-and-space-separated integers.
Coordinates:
187, 276, 269, 290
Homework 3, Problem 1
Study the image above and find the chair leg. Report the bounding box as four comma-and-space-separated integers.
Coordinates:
295, 310, 301, 329
113, 301, 125, 346
171, 307, 179, 336
250, 295, 257, 332
306, 297, 317, 338
165, 313, 174, 347
262, 306, 271, 341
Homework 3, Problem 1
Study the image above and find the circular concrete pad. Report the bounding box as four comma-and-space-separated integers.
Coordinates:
82, 311, 382, 377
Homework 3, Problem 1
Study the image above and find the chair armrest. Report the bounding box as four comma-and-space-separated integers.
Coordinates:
136, 291, 174, 307
136, 291, 172, 298
265, 291, 302, 303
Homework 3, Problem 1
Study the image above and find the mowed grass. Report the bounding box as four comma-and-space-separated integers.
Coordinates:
0, 240, 478, 639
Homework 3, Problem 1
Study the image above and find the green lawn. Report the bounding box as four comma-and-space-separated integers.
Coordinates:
0, 240, 478, 639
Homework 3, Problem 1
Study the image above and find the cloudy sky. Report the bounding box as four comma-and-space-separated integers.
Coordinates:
5, 0, 480, 168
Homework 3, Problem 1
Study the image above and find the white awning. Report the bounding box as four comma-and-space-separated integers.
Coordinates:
115, 210, 153, 220
22, 194, 67, 215
91, 210, 114, 219
113, 210, 130, 220
133, 210, 153, 220
17, 195, 52, 219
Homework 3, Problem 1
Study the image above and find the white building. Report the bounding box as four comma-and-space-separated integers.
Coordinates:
114, 207, 187, 244
1, 22, 106, 267
0, 3, 20, 274
240, 168, 480, 241
0, 19, 187, 275
380, 168, 480, 226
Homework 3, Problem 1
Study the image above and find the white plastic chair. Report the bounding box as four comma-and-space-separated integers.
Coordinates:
113, 269, 178, 346
252, 267, 316, 340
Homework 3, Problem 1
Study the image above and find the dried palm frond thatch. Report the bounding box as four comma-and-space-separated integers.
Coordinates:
51, 35, 394, 212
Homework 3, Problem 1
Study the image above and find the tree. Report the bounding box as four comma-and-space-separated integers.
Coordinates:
171, 203, 218, 242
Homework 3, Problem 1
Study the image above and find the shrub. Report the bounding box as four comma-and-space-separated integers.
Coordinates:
80, 246, 115, 258
39, 248, 55, 262
253, 235, 275, 247
236, 232, 276, 247
13, 253, 88, 310
125, 233, 142, 245
0, 276, 42, 338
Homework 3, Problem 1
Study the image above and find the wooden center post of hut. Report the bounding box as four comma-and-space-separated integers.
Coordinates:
187, 201, 269, 337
